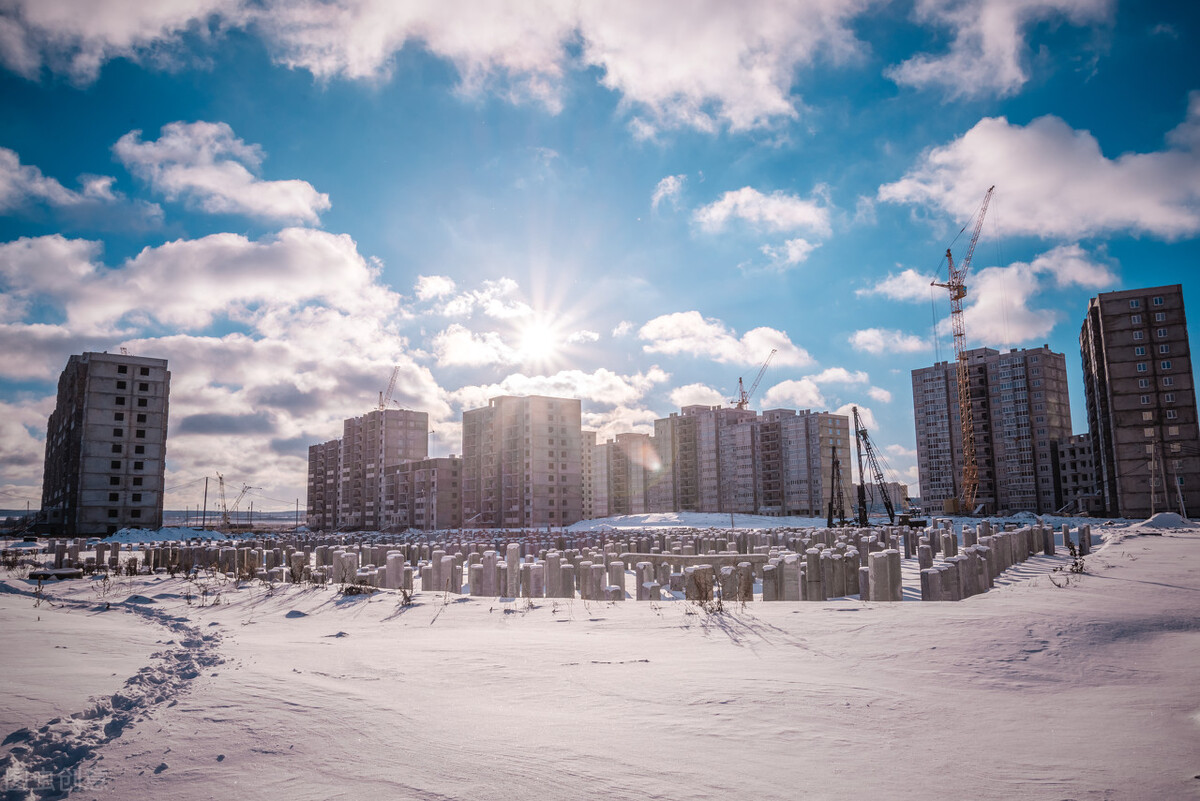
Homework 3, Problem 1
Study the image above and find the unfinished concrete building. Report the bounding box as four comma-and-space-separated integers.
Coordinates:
1051, 434, 1103, 515
461, 395, 583, 528
1081, 284, 1199, 518
338, 408, 428, 530
41, 352, 170, 536
306, 438, 341, 530
590, 432, 658, 517
580, 430, 598, 519
384, 456, 462, 531
913, 345, 1072, 514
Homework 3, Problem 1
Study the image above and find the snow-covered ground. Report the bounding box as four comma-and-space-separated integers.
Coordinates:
2, 518, 1199, 800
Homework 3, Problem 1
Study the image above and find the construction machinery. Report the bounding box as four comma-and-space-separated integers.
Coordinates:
826, 444, 849, 527
931, 185, 994, 515
852, 406, 897, 525
378, 365, 400, 411
733, 349, 777, 410
215, 471, 256, 530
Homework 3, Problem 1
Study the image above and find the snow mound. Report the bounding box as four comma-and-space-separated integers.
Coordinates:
102, 527, 230, 544
1138, 512, 1195, 529
566, 511, 827, 532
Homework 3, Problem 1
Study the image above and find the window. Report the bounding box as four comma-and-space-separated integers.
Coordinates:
116, 380, 127, 390
111, 443, 122, 453
109, 492, 119, 502
1164, 377, 1174, 386
1140, 395, 1151, 405
137, 398, 147, 407
1153, 296, 1164, 306
114, 412, 124, 421
115, 396, 125, 405
138, 382, 149, 392
132, 493, 143, 502
1167, 410, 1178, 420
134, 461, 144, 470
1130, 299, 1141, 308
109, 477, 120, 486
110, 460, 121, 469
1142, 411, 1153, 421
134, 445, 145, 454
112, 427, 122, 437
1131, 314, 1142, 324
1133, 331, 1144, 340
131, 510, 141, 519
117, 365, 128, 374
1157, 327, 1168, 337
1137, 363, 1148, 373
1135, 346, 1146, 356
139, 367, 149, 376
1162, 360, 1173, 370
108, 509, 119, 518
1144, 428, 1154, 437
1160, 344, 1170, 354
1165, 393, 1176, 403
132, 477, 143, 486
136, 414, 146, 423
135, 429, 146, 438
1155, 312, 1166, 322
1169, 425, 1179, 435
1138, 378, 1150, 388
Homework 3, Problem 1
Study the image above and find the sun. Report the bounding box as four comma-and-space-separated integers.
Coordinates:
516, 316, 562, 367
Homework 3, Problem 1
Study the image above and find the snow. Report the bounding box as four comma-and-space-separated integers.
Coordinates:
101, 527, 232, 544
2, 521, 1199, 799
1136, 512, 1197, 530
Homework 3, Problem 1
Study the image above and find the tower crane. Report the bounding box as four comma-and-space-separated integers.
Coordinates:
931, 185, 994, 514
216, 471, 230, 529
733, 349, 777, 410
378, 365, 400, 411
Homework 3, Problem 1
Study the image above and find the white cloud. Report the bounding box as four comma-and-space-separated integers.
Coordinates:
114, 121, 331, 224
415, 274, 457, 300
867, 386, 893, 403
432, 323, 517, 367
611, 321, 634, 338
856, 268, 938, 302
0, 0, 240, 83
638, 310, 814, 368
836, 402, 877, 433
947, 244, 1118, 345
0, 146, 162, 225
849, 328, 928, 355
668, 383, 727, 409
879, 101, 1200, 240
450, 366, 669, 413
694, 187, 832, 237
808, 367, 869, 385
566, 330, 600, 344
885, 0, 1113, 98
761, 378, 825, 410
760, 237, 819, 268
582, 405, 659, 442
427, 277, 532, 320
651, 174, 686, 210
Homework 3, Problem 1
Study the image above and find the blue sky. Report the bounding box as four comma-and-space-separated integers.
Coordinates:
1, 0, 1198, 512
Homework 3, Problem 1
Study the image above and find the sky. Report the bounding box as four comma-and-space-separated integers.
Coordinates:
1, 0, 1198, 513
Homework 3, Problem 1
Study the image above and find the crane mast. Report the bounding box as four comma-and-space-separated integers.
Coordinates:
733, 349, 777, 410
852, 406, 897, 525
378, 365, 400, 411
931, 185, 993, 514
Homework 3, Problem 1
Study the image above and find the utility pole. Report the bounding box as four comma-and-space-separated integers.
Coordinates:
201, 477, 209, 530
1149, 441, 1157, 517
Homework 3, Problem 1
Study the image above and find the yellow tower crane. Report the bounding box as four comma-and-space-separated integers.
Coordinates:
931, 185, 994, 515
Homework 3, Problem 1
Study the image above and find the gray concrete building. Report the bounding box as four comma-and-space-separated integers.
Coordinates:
913, 345, 1072, 514
1051, 434, 1103, 515
591, 432, 656, 517
461, 395, 583, 528
338, 408, 428, 530
306, 438, 341, 530
384, 456, 462, 531
580, 430, 598, 519
1081, 284, 1199, 518
41, 352, 170, 536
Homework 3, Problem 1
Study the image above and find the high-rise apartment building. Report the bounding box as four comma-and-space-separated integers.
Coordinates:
461, 395, 583, 528
384, 456, 462, 531
913, 345, 1071, 514
580, 430, 598, 519
306, 438, 341, 530
1050, 434, 1102, 515
338, 408, 428, 530
591, 433, 657, 517
41, 352, 170, 536
1080, 284, 1199, 518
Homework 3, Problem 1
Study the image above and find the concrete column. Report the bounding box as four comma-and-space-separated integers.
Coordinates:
867, 551, 891, 601
858, 566, 870, 600
506, 543, 521, 597
886, 549, 902, 601
919, 567, 942, 601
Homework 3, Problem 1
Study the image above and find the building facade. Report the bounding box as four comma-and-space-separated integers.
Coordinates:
41, 352, 170, 536
306, 438, 341, 530
337, 408, 428, 530
384, 456, 463, 531
461, 395, 583, 528
913, 345, 1072, 514
1050, 434, 1103, 515
1080, 284, 1199, 518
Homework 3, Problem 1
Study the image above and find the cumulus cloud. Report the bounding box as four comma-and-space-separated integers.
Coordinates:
856, 268, 938, 302
886, 0, 1113, 98
950, 243, 1118, 344
638, 310, 814, 368
760, 237, 819, 268
582, 404, 659, 442
879, 101, 1200, 240
761, 378, 825, 410
849, 328, 929, 355
651, 174, 686, 210
566, 330, 600, 344
868, 386, 893, 403
432, 323, 517, 367
425, 277, 533, 320
668, 383, 727, 409
611, 321, 634, 338
0, 146, 162, 225
808, 367, 869, 385
114, 121, 331, 224
415, 274, 457, 300
449, 366, 669, 413
835, 402, 877, 432
693, 186, 832, 237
